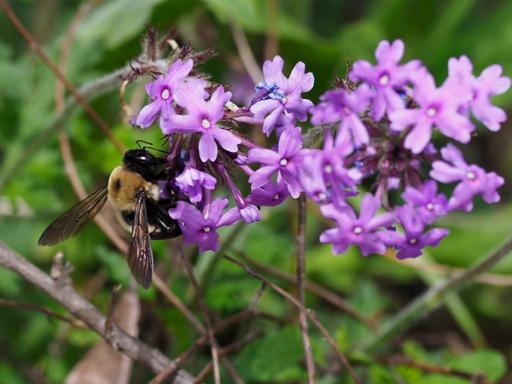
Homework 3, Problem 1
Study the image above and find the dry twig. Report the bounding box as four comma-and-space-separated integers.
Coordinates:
0, 242, 195, 383
0, 298, 85, 328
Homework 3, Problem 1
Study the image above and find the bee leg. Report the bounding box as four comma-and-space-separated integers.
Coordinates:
146, 200, 181, 240
150, 227, 181, 240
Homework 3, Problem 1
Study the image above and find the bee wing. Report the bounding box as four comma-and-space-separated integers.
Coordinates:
38, 187, 109, 246
127, 191, 154, 289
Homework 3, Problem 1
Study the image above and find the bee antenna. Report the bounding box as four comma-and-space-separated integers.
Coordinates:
136, 139, 154, 150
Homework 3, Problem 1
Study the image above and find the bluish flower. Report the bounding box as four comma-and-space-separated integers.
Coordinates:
250, 56, 314, 136
349, 39, 422, 120
402, 181, 448, 224
311, 85, 372, 146
169, 198, 240, 252
175, 167, 217, 203
390, 68, 474, 153
447, 56, 511, 131
319, 194, 395, 256
430, 144, 504, 211
248, 126, 307, 198
246, 180, 289, 206
301, 130, 361, 206
390, 205, 449, 259
135, 59, 204, 129
167, 86, 241, 162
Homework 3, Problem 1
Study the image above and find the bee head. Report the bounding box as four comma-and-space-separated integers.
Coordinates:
123, 149, 165, 181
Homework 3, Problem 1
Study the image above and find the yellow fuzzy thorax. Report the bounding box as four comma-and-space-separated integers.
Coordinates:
107, 166, 160, 210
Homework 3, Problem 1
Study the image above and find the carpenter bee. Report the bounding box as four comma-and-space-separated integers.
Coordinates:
38, 148, 181, 288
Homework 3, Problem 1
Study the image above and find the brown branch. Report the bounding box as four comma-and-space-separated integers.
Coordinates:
0, 242, 195, 383
0, 298, 85, 328
224, 255, 361, 384
382, 356, 492, 384
105, 285, 122, 344
296, 194, 316, 383
236, 251, 377, 329
0, 0, 125, 152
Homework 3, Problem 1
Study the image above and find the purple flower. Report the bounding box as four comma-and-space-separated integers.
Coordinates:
390, 69, 474, 153
168, 86, 242, 162
391, 205, 449, 259
402, 181, 448, 224
319, 194, 395, 256
218, 164, 261, 223
447, 56, 511, 131
300, 151, 331, 204
311, 85, 372, 146
247, 180, 289, 206
430, 144, 504, 211
250, 56, 314, 136
175, 167, 217, 203
300, 130, 361, 206
248, 127, 307, 198
169, 198, 240, 252
135, 59, 203, 129
349, 39, 421, 120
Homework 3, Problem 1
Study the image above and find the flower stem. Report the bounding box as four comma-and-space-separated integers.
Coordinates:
296, 194, 316, 383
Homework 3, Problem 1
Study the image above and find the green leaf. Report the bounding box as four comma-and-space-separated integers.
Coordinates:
448, 349, 506, 381
234, 326, 304, 381
202, 0, 314, 42
76, 0, 166, 49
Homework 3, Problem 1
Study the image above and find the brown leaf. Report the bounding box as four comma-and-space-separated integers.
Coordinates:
66, 289, 140, 384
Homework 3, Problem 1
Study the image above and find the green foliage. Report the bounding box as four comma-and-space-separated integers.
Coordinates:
233, 326, 305, 382
1, 1, 512, 383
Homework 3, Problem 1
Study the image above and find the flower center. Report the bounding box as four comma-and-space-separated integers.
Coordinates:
466, 171, 477, 181
202, 226, 211, 233
426, 202, 434, 211
378, 73, 390, 86
409, 238, 418, 245
201, 119, 211, 129
342, 106, 352, 116
380, 159, 390, 169
280, 158, 288, 166
324, 164, 333, 174
353, 225, 363, 235
317, 192, 327, 202
426, 106, 438, 118
161, 88, 171, 100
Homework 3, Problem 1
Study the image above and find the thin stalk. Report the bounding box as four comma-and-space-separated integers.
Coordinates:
360, 235, 512, 353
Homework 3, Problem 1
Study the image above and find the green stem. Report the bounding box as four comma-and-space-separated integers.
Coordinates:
359, 235, 512, 353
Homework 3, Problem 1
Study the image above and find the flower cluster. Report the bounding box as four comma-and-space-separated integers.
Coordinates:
306, 39, 508, 258
134, 39, 509, 259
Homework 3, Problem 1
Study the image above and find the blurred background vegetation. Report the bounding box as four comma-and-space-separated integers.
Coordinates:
1, 0, 512, 383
